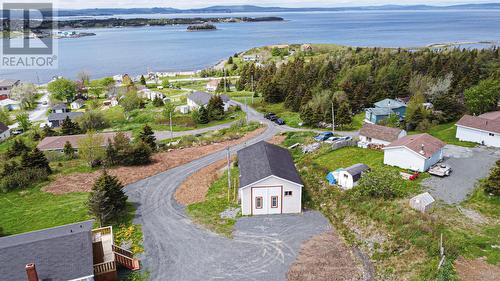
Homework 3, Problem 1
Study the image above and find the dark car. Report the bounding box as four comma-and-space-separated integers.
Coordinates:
264, 112, 276, 119
314, 132, 334, 142
269, 115, 278, 122
274, 118, 285, 125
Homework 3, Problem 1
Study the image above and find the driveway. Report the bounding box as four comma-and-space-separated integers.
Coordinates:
422, 145, 500, 204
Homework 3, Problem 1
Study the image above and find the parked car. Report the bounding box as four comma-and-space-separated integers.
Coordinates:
269, 115, 278, 122
429, 164, 452, 177
264, 113, 276, 119
314, 132, 334, 142
274, 118, 285, 125
324, 136, 340, 144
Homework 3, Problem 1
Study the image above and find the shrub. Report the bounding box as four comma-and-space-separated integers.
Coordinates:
87, 171, 128, 224
0, 168, 49, 192
349, 168, 406, 199
7, 139, 30, 157
483, 159, 500, 196
77, 111, 110, 132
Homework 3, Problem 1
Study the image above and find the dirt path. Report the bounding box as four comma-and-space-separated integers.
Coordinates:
455, 256, 500, 281
43, 127, 265, 194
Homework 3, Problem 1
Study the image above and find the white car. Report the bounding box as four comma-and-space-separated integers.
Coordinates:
324, 136, 340, 144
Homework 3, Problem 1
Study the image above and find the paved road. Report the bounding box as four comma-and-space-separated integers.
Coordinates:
8, 91, 49, 129
422, 145, 500, 204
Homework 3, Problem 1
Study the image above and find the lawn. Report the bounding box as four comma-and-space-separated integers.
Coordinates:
186, 167, 240, 237
314, 146, 385, 171
415, 122, 476, 148
251, 101, 303, 127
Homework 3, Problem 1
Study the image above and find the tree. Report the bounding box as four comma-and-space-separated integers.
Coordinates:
140, 75, 146, 85
88, 80, 105, 99
42, 124, 57, 137
483, 159, 500, 196
406, 92, 428, 131
0, 108, 12, 125
162, 102, 175, 122
152, 96, 164, 107
227, 56, 233, 64
216, 78, 230, 93
119, 90, 143, 115
87, 171, 128, 225
105, 140, 119, 166
195, 106, 209, 124
7, 139, 29, 157
47, 78, 77, 102
61, 116, 81, 135
78, 131, 105, 167
10, 83, 37, 109
77, 111, 109, 132
21, 148, 51, 174
15, 113, 31, 131
336, 101, 352, 128
351, 168, 405, 199
125, 142, 152, 166
139, 124, 157, 151
77, 70, 91, 85
464, 79, 500, 115
122, 74, 134, 87
63, 141, 75, 159
207, 95, 224, 120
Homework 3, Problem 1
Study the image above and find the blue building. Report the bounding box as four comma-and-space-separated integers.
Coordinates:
365, 98, 407, 124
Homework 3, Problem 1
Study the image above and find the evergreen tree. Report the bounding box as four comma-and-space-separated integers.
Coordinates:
140, 75, 146, 85
125, 142, 152, 166
61, 116, 81, 135
7, 139, 29, 157
105, 140, 118, 166
21, 148, 52, 174
197, 106, 210, 124
1, 161, 18, 177
336, 102, 352, 128
87, 171, 128, 225
484, 160, 500, 196
42, 124, 57, 137
207, 95, 225, 120
227, 56, 233, 64
152, 96, 164, 107
63, 141, 75, 159
216, 78, 230, 93
139, 124, 157, 151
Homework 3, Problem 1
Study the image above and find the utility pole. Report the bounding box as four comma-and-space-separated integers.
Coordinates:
223, 69, 227, 93
331, 101, 335, 133
227, 147, 231, 202
169, 112, 173, 140
251, 75, 254, 104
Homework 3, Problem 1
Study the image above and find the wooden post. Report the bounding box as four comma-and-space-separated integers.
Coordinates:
169, 112, 173, 140
331, 101, 335, 133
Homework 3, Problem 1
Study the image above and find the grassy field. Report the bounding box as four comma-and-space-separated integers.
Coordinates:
186, 167, 240, 237
422, 122, 476, 147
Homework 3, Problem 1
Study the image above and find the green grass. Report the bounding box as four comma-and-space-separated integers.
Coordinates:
186, 167, 240, 237
415, 122, 476, 147
251, 101, 303, 127
314, 147, 385, 171
0, 184, 90, 235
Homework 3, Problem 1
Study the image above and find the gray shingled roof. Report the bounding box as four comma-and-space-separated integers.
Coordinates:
375, 98, 407, 109
366, 107, 393, 116
238, 141, 302, 188
0, 220, 94, 281
48, 112, 84, 121
0, 122, 8, 134
51, 103, 68, 110
188, 91, 212, 106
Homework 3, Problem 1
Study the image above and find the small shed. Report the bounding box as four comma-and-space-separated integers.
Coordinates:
326, 168, 343, 185
336, 164, 370, 190
409, 192, 435, 213
70, 99, 85, 110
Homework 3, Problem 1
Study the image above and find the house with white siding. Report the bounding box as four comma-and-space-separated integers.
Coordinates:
455, 111, 500, 148
238, 141, 303, 216
359, 123, 407, 147
186, 91, 230, 112
0, 122, 10, 142
383, 133, 446, 172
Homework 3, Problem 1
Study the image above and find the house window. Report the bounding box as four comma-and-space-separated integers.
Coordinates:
255, 197, 263, 209
367, 137, 372, 142
284, 191, 293, 196
489, 133, 495, 136
271, 196, 278, 208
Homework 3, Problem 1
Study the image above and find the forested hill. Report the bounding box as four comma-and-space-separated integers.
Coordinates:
237, 46, 500, 130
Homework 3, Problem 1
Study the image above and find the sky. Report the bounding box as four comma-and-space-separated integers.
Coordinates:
4, 0, 497, 9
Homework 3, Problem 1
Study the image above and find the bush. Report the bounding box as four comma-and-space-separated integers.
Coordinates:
7, 139, 30, 158
0, 168, 49, 192
483, 159, 500, 196
349, 168, 406, 199
78, 111, 110, 132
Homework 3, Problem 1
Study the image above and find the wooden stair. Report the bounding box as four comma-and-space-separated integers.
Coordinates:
112, 245, 140, 271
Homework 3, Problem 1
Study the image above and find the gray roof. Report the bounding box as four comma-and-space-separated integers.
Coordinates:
366, 107, 393, 116
0, 220, 94, 281
344, 163, 370, 182
51, 103, 68, 110
188, 91, 212, 106
0, 122, 8, 133
238, 141, 302, 188
0, 79, 20, 87
375, 98, 407, 109
48, 112, 83, 121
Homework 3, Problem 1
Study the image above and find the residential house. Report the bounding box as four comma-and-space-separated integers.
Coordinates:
51, 103, 69, 114
103, 97, 119, 107
37, 132, 132, 152
456, 111, 500, 147
383, 133, 446, 172
48, 112, 84, 128
0, 98, 21, 111
138, 88, 168, 101
186, 91, 231, 112
206, 79, 220, 92
0, 220, 139, 281
0, 79, 20, 99
333, 164, 370, 190
242, 55, 258, 62
365, 98, 407, 124
238, 141, 303, 216
0, 122, 10, 142
409, 192, 435, 213
70, 99, 85, 110
301, 44, 313, 52
359, 123, 407, 147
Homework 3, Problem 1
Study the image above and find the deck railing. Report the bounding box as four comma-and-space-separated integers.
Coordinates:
114, 252, 140, 270
93, 261, 116, 275
112, 244, 133, 258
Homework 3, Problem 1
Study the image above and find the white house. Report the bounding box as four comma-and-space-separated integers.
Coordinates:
70, 99, 85, 110
51, 103, 69, 114
456, 112, 500, 148
138, 88, 165, 101
238, 141, 303, 216
0, 98, 21, 111
206, 79, 219, 92
242, 55, 258, 62
383, 133, 446, 172
187, 91, 231, 112
334, 164, 370, 190
359, 123, 407, 147
0, 122, 10, 142
409, 192, 435, 213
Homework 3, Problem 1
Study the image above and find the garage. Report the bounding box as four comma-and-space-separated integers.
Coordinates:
238, 141, 303, 216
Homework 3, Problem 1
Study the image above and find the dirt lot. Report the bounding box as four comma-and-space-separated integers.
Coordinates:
43, 127, 265, 194
174, 159, 227, 205
455, 256, 500, 281
287, 230, 362, 281
267, 134, 286, 145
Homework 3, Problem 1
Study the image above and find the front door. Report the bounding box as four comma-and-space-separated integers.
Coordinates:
252, 186, 282, 215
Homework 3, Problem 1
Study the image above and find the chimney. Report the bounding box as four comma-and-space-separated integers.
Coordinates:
25, 263, 39, 281
420, 144, 425, 155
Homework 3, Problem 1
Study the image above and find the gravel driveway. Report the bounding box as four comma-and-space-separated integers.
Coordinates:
124, 106, 332, 280
422, 145, 500, 204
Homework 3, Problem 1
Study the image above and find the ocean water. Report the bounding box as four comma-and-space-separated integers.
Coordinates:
1, 10, 499, 83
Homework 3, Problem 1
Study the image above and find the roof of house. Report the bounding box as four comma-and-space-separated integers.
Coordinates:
375, 98, 407, 109
0, 122, 9, 134
48, 112, 83, 121
456, 114, 500, 134
360, 123, 404, 142
51, 103, 68, 110
366, 107, 393, 116
0, 98, 21, 106
0, 79, 20, 87
479, 111, 500, 121
207, 79, 220, 88
0, 220, 94, 281
37, 131, 132, 151
384, 133, 446, 158
238, 141, 302, 188
188, 91, 212, 106
71, 99, 85, 105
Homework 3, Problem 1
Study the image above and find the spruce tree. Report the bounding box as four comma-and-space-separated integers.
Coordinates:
21, 148, 52, 174
484, 160, 500, 196
140, 75, 146, 85
42, 124, 57, 137
197, 106, 210, 124
8, 139, 29, 157
61, 116, 81, 135
87, 171, 128, 225
207, 95, 224, 120
139, 124, 157, 151
63, 141, 75, 159
105, 140, 118, 166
